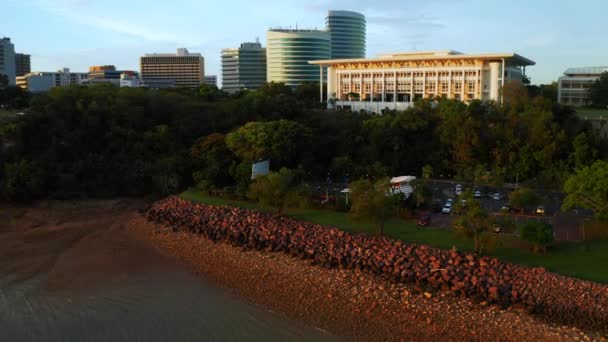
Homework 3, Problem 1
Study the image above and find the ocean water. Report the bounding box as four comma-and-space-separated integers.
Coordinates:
0, 270, 338, 342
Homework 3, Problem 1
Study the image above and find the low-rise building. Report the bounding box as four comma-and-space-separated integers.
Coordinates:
310, 51, 535, 112
120, 71, 140, 88
558, 67, 608, 106
204, 75, 217, 87
16, 68, 88, 93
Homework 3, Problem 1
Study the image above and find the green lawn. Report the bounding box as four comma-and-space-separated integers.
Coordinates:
576, 107, 608, 119
180, 189, 608, 283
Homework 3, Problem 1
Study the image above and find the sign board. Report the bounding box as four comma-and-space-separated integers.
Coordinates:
251, 160, 270, 180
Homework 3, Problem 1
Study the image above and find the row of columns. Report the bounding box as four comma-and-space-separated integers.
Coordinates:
331, 69, 484, 103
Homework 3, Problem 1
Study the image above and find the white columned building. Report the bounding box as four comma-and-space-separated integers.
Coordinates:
310, 51, 535, 113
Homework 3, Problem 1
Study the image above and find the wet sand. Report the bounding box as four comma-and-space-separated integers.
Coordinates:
0, 200, 335, 342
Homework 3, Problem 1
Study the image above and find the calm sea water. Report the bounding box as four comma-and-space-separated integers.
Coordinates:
0, 270, 338, 342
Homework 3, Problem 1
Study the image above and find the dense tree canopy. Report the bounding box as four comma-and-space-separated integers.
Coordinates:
562, 160, 608, 222
589, 72, 608, 107
0, 81, 606, 202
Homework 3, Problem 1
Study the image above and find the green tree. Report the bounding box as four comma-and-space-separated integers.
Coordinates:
453, 191, 492, 254
589, 72, 608, 107
411, 179, 431, 208
247, 168, 308, 214
571, 132, 598, 170
226, 120, 311, 167
518, 221, 554, 254
422, 165, 433, 180
190, 133, 235, 190
562, 161, 608, 222
3, 160, 46, 201
509, 188, 541, 212
349, 178, 397, 235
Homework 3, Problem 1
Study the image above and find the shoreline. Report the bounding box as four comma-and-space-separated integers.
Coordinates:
128, 214, 602, 341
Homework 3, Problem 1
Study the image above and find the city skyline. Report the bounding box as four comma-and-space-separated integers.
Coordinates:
3, 0, 608, 85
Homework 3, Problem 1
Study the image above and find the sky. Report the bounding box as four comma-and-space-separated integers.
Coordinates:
2, 0, 608, 85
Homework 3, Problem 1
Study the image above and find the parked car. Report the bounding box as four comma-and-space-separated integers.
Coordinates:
417, 215, 431, 227
492, 193, 502, 200
536, 206, 545, 215
442, 203, 452, 214
455, 184, 462, 196
474, 190, 482, 198
500, 204, 511, 213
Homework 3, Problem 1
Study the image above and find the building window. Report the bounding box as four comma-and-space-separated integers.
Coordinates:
414, 82, 424, 93
454, 82, 462, 93
441, 81, 449, 93
427, 82, 436, 93
468, 81, 476, 93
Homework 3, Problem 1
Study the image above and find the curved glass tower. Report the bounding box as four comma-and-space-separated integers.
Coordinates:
326, 10, 366, 59
266, 29, 331, 87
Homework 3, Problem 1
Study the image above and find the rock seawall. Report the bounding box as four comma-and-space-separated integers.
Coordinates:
147, 197, 608, 331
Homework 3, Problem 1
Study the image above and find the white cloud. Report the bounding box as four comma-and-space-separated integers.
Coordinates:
21, 0, 199, 45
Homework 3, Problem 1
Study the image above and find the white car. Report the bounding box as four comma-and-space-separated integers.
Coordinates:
474, 190, 482, 198
492, 193, 502, 200
455, 185, 462, 196
442, 203, 452, 214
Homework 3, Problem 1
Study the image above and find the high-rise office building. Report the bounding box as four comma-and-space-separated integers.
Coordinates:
326, 10, 366, 59
0, 37, 16, 86
267, 29, 331, 87
140, 48, 204, 88
15, 53, 31, 77
221, 42, 267, 93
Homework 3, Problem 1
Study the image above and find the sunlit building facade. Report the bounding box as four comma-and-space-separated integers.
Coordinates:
310, 51, 535, 112
140, 48, 204, 88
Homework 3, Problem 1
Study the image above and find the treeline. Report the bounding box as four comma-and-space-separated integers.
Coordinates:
0, 81, 605, 201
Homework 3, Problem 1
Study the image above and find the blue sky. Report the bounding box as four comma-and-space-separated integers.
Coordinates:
2, 0, 607, 85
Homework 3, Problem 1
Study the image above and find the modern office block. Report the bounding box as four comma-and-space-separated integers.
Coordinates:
267, 29, 331, 88
221, 42, 266, 93
326, 10, 366, 59
140, 48, 204, 88
0, 37, 16, 86
15, 53, 31, 77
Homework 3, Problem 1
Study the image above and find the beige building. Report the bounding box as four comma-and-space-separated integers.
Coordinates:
17, 68, 88, 93
140, 48, 204, 88
310, 51, 535, 112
